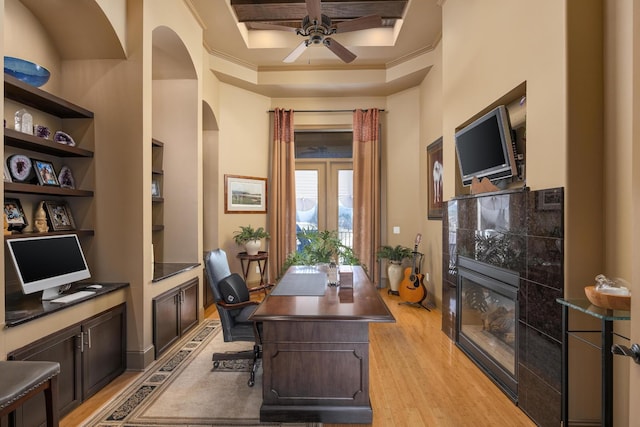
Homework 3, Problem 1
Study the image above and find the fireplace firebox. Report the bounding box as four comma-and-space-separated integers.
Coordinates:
457, 256, 520, 401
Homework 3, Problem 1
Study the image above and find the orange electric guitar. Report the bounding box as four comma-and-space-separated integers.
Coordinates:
398, 234, 428, 308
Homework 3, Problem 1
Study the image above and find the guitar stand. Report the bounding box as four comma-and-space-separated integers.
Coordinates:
399, 300, 431, 311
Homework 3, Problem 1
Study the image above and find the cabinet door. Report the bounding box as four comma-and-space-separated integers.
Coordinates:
82, 304, 126, 399
180, 278, 199, 335
153, 289, 180, 357
8, 325, 82, 426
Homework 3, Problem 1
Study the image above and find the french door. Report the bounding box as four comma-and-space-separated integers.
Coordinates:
295, 160, 353, 248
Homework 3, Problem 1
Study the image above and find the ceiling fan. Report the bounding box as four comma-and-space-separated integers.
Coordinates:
249, 0, 382, 64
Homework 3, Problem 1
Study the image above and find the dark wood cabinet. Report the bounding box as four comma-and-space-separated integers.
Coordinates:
7, 304, 126, 427
81, 306, 127, 398
153, 278, 199, 357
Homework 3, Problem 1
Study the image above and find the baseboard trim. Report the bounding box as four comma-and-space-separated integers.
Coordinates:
126, 344, 155, 371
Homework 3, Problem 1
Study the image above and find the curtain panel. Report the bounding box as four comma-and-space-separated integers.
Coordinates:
268, 108, 296, 280
352, 109, 381, 279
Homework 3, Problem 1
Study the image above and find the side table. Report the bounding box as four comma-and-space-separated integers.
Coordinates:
237, 251, 269, 288
556, 298, 630, 427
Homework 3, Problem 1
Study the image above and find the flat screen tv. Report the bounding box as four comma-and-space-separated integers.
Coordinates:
454, 105, 517, 186
6, 234, 91, 300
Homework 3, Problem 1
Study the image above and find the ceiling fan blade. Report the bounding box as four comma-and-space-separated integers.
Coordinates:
247, 22, 297, 32
306, 0, 322, 23
283, 40, 309, 63
335, 15, 382, 33
323, 38, 356, 63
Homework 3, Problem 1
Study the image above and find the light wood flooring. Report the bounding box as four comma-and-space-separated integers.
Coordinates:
61, 288, 535, 427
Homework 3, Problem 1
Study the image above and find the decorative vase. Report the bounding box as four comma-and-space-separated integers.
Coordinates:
245, 239, 261, 256
387, 262, 403, 293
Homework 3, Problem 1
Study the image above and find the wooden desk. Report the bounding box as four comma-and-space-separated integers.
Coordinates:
249, 265, 395, 424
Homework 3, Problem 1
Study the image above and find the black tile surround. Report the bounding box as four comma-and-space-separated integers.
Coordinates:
441, 187, 564, 427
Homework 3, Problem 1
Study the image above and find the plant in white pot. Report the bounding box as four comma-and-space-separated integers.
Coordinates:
233, 225, 270, 256
376, 244, 413, 295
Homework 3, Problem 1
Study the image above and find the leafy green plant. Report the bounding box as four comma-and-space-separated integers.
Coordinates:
376, 245, 412, 263
281, 229, 360, 276
233, 225, 270, 245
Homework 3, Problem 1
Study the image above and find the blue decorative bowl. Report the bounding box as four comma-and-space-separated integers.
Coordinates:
4, 56, 51, 87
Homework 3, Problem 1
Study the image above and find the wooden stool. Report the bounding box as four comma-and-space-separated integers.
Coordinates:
0, 360, 60, 427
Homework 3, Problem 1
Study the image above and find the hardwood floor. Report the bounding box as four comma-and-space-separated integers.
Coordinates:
61, 288, 535, 427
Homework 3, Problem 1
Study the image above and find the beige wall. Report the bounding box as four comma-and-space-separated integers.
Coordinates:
419, 43, 443, 307
604, 0, 637, 423
216, 83, 271, 278
629, 0, 640, 419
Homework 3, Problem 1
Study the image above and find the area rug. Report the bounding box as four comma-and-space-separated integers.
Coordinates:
83, 320, 319, 427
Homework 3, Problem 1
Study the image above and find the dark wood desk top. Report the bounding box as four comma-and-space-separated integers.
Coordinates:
5, 282, 129, 327
250, 265, 395, 323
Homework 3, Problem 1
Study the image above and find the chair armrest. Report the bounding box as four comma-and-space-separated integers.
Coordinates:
216, 300, 259, 310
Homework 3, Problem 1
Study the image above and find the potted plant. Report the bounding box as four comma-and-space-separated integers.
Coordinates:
280, 229, 361, 277
376, 244, 413, 294
233, 225, 270, 255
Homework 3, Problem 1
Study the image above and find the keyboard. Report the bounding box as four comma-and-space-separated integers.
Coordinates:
50, 290, 96, 303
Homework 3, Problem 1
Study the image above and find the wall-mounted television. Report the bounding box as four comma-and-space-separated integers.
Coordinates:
454, 105, 517, 186
6, 234, 91, 300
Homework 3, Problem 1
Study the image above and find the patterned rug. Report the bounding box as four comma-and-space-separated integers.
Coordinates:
83, 320, 319, 427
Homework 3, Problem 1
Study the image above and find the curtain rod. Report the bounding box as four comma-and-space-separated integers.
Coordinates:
267, 109, 386, 113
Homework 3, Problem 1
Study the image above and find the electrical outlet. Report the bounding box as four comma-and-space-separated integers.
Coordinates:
393, 226, 400, 234
425, 272, 430, 282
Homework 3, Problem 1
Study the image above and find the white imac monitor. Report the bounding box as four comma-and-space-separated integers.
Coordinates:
6, 234, 91, 300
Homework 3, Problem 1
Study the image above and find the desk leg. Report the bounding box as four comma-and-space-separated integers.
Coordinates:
602, 318, 613, 427
562, 305, 569, 427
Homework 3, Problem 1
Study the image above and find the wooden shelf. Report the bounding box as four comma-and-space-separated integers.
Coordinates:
152, 225, 164, 232
4, 74, 93, 118
5, 229, 95, 240
4, 128, 93, 157
5, 182, 93, 197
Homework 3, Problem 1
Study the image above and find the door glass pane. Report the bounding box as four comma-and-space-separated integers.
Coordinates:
295, 170, 318, 229
338, 170, 353, 248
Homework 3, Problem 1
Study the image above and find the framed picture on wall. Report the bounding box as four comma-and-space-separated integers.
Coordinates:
224, 175, 267, 214
427, 137, 444, 219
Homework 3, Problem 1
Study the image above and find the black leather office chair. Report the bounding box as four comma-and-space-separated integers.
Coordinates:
203, 249, 267, 387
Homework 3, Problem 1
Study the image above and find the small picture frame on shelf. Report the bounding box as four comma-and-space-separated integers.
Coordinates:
151, 179, 161, 197
32, 159, 59, 186
43, 200, 76, 231
58, 165, 76, 189
4, 198, 28, 232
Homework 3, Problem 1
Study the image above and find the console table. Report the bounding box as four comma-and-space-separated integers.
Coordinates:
556, 298, 630, 427
250, 265, 395, 424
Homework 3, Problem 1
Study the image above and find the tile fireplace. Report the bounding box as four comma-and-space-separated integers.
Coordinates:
442, 187, 564, 427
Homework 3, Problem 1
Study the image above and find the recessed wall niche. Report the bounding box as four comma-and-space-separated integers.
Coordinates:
151, 27, 198, 266
454, 82, 527, 197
